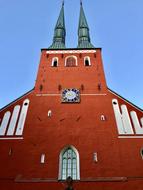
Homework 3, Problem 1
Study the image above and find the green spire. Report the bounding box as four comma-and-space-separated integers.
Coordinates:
49, 1, 66, 49
77, 2, 94, 48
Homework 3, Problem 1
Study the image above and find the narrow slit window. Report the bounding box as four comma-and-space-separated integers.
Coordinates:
41, 154, 45, 163
48, 110, 52, 117
93, 152, 98, 162
52, 58, 58, 67
53, 60, 58, 67
9, 148, 13, 156
101, 115, 106, 121
84, 57, 91, 66
85, 59, 90, 66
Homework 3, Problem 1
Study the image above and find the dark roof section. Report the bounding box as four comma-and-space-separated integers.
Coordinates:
0, 88, 34, 112
108, 88, 143, 112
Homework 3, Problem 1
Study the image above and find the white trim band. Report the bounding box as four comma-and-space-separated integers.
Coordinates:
36, 94, 107, 97
46, 50, 96, 54
82, 94, 107, 96
118, 136, 143, 139
0, 137, 24, 140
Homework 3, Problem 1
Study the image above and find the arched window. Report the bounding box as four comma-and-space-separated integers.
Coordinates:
59, 146, 80, 180
52, 57, 58, 67
101, 115, 106, 121
48, 110, 52, 117
84, 56, 91, 66
66, 56, 77, 67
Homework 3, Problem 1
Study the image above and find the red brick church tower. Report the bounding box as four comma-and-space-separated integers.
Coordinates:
0, 1, 143, 190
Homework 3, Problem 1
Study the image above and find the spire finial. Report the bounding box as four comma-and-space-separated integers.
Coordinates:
77, 1, 95, 48
49, 1, 66, 49
62, 0, 64, 6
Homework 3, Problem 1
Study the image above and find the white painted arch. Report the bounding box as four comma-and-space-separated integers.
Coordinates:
84, 56, 91, 66
0, 111, 11, 136
52, 57, 59, 67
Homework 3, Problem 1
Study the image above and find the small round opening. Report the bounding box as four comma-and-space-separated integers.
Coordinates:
113, 102, 117, 105
24, 103, 28, 106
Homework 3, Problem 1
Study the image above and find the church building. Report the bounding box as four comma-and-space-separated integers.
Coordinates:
0, 1, 143, 190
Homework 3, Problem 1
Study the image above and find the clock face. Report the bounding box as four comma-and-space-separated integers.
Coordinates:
62, 89, 80, 103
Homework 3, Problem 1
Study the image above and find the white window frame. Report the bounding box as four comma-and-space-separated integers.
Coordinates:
84, 56, 91, 66
65, 56, 78, 67
58, 145, 80, 180
52, 57, 59, 67
15, 99, 30, 136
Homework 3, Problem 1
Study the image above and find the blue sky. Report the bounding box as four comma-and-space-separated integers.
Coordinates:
0, 0, 143, 109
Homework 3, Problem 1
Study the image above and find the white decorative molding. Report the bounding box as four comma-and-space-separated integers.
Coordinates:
0, 137, 24, 140
112, 99, 134, 135
121, 105, 134, 134
0, 111, 11, 136
118, 136, 143, 139
81, 94, 107, 96
0, 99, 30, 139
130, 111, 143, 134
15, 99, 30, 136
36, 94, 60, 96
141, 118, 143, 126
7, 105, 20, 136
112, 99, 143, 135
46, 50, 96, 54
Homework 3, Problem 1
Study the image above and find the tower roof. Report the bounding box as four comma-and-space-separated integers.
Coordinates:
49, 2, 66, 49
78, 1, 89, 30
77, 2, 94, 49
55, 1, 65, 30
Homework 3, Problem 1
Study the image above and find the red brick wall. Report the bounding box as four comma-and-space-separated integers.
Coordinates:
0, 49, 143, 190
